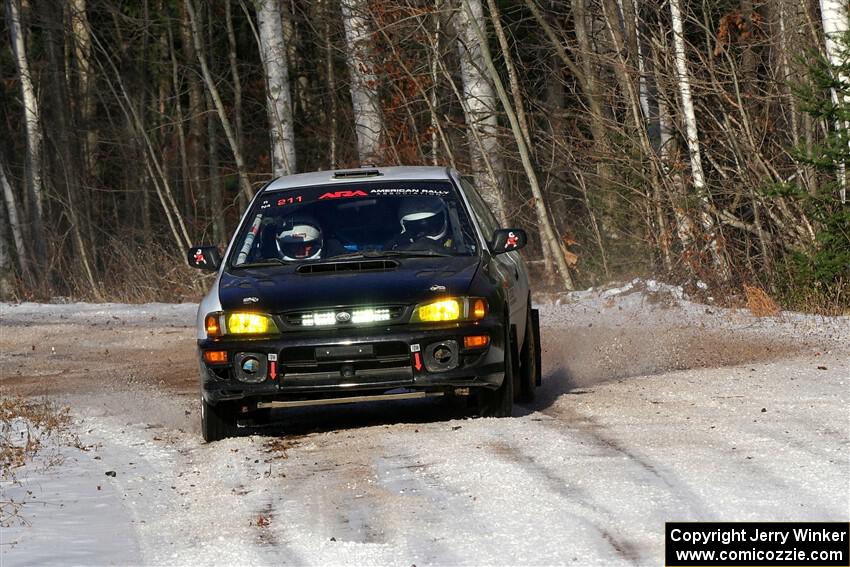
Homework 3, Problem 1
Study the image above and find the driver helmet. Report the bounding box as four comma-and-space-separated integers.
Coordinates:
398, 197, 448, 241
276, 215, 323, 260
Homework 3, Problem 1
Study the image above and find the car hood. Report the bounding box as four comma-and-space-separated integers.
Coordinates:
218, 256, 480, 312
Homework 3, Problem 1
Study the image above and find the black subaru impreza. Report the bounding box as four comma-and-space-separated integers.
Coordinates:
188, 166, 541, 441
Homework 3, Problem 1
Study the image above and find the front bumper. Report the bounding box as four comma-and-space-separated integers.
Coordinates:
197, 320, 506, 405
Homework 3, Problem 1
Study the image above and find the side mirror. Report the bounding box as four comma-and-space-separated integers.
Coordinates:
187, 246, 222, 271
490, 228, 527, 254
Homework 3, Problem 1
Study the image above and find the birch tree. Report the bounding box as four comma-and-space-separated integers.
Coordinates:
669, 0, 731, 280
461, 0, 574, 289
340, 0, 384, 165
0, 157, 29, 282
454, 0, 507, 223
6, 0, 46, 264
69, 0, 97, 179
819, 0, 849, 202
255, 0, 297, 176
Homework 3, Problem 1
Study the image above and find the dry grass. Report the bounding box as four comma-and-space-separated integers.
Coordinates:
744, 284, 781, 317
0, 397, 81, 526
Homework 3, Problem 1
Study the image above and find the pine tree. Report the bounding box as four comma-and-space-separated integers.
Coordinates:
789, 28, 850, 303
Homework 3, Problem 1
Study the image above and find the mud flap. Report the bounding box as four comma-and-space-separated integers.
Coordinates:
531, 308, 542, 386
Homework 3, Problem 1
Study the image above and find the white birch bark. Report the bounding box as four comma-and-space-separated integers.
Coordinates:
255, 0, 297, 176
454, 0, 507, 223
69, 0, 97, 177
669, 0, 731, 280
461, 0, 574, 290
340, 0, 384, 165
0, 158, 29, 279
0, 207, 12, 298
819, 0, 848, 203
7, 0, 44, 222
631, 0, 651, 124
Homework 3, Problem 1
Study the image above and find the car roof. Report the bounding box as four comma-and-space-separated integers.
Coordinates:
262, 166, 454, 193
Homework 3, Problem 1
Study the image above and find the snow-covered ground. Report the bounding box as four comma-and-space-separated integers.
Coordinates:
1, 290, 848, 566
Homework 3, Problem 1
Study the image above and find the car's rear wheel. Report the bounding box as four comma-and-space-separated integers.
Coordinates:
477, 323, 514, 417
518, 307, 541, 402
201, 396, 238, 442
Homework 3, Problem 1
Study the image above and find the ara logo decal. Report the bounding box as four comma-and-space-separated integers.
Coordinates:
193, 249, 206, 265
505, 231, 519, 249
319, 190, 368, 200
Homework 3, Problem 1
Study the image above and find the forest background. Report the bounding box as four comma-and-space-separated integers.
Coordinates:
1, 0, 848, 312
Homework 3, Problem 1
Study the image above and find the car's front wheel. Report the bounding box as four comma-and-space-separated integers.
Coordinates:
518, 307, 541, 402
477, 324, 514, 418
201, 396, 238, 442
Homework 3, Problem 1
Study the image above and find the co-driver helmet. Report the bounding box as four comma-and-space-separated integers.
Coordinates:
398, 197, 448, 241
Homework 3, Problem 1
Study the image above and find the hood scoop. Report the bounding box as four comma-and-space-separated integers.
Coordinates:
297, 259, 399, 275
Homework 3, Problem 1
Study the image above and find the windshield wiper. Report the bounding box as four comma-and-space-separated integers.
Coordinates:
231, 258, 288, 269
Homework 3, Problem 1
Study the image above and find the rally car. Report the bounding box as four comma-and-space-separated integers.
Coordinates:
188, 166, 541, 441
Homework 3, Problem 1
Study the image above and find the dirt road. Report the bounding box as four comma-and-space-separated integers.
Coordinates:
1, 289, 848, 565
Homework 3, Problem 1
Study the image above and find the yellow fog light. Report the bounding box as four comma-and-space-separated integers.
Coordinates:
226, 313, 278, 334
415, 299, 461, 322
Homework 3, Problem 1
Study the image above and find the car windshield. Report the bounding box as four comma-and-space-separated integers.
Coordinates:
229, 181, 479, 267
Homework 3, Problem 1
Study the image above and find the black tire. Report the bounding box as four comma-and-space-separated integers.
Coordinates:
518, 307, 540, 402
201, 396, 238, 442
477, 323, 514, 418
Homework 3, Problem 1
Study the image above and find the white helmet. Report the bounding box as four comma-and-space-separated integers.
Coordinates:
398, 197, 448, 241
276, 216, 323, 260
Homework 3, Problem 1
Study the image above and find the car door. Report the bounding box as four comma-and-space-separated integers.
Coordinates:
459, 178, 529, 339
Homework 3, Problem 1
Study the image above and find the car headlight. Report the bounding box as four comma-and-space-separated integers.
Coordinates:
411, 297, 487, 323
205, 312, 279, 337
227, 312, 278, 334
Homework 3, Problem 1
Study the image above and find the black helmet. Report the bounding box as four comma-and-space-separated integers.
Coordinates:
276, 215, 323, 260
398, 197, 448, 241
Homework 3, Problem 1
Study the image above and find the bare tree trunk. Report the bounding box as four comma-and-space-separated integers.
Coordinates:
185, 0, 254, 202
206, 88, 225, 242
525, 0, 612, 167
180, 0, 205, 217
7, 0, 47, 269
454, 0, 507, 224
323, 0, 338, 168
485, 0, 551, 275
40, 0, 101, 298
429, 0, 442, 165
167, 21, 193, 224
69, 0, 97, 180
0, 204, 13, 298
340, 0, 384, 165
254, 0, 297, 176
820, 0, 849, 202
461, 0, 574, 290
0, 157, 30, 282
669, 0, 731, 280
225, 0, 245, 164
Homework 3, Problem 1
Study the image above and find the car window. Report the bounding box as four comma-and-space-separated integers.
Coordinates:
229, 181, 479, 266
460, 177, 500, 238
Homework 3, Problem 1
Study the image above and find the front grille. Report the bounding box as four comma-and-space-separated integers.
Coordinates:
279, 341, 412, 386
283, 305, 405, 328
